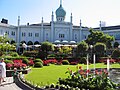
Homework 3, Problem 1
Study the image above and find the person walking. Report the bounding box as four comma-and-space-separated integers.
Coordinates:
0, 58, 6, 83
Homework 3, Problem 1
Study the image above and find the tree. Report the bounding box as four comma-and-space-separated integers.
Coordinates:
41, 41, 54, 59
0, 34, 16, 55
85, 28, 114, 48
113, 42, 119, 48
94, 42, 106, 60
111, 49, 120, 59
59, 46, 72, 54
77, 41, 88, 57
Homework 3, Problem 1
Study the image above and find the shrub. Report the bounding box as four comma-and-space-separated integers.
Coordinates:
28, 59, 34, 66
23, 51, 38, 57
34, 62, 43, 68
4, 60, 13, 64
6, 63, 13, 70
34, 59, 43, 64
79, 57, 86, 64
70, 62, 78, 65
10, 52, 19, 57
111, 49, 120, 59
61, 60, 70, 65
22, 58, 29, 65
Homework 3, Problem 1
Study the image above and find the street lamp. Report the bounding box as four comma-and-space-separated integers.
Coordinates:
86, 45, 93, 78
89, 45, 93, 63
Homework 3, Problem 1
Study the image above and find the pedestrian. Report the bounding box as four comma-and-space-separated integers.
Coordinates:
0, 64, 3, 84
12, 68, 19, 83
0, 58, 6, 83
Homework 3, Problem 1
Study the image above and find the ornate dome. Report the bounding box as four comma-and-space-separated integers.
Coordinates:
56, 4, 66, 17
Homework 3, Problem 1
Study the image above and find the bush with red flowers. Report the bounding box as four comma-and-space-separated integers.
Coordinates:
59, 66, 117, 90
6, 63, 13, 70
28, 59, 34, 66
43, 59, 58, 66
70, 61, 78, 65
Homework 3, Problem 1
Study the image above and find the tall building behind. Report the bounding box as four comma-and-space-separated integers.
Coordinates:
0, 0, 120, 45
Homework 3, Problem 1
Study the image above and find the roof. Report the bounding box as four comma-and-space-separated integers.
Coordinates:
94, 25, 120, 30
30, 23, 51, 26
56, 5, 66, 17
0, 23, 16, 28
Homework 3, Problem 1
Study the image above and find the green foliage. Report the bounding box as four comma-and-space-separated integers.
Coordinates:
48, 54, 56, 57
0, 33, 9, 43
94, 42, 106, 53
41, 41, 54, 59
22, 58, 29, 65
113, 42, 119, 48
59, 46, 72, 54
34, 62, 43, 68
41, 41, 54, 52
59, 66, 117, 90
94, 43, 106, 59
4, 59, 13, 64
85, 28, 114, 48
10, 52, 19, 57
34, 58, 43, 64
62, 60, 70, 65
80, 57, 87, 64
111, 49, 120, 59
77, 41, 88, 53
23, 51, 38, 57
0, 34, 16, 52
25, 64, 120, 87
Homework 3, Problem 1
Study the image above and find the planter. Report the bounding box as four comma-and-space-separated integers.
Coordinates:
6, 68, 31, 77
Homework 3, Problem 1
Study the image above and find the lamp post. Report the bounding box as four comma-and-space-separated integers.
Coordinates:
86, 45, 93, 78
89, 45, 96, 75
89, 45, 93, 61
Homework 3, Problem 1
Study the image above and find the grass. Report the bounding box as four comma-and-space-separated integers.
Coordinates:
25, 63, 120, 86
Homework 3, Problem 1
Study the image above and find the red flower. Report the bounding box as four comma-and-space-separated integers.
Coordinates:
86, 69, 90, 74
79, 69, 84, 75
6, 63, 13, 68
29, 60, 34, 66
95, 70, 99, 75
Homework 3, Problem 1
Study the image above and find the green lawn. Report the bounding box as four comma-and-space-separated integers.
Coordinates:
25, 63, 120, 86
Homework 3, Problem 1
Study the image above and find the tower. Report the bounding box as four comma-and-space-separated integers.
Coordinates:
51, 11, 54, 42
55, 0, 66, 22
17, 16, 20, 45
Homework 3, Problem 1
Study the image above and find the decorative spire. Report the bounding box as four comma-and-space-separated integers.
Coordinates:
52, 11, 54, 15
18, 16, 20, 26
42, 17, 43, 23
60, 0, 62, 6
80, 19, 82, 26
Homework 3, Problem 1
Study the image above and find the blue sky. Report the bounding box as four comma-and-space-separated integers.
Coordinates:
0, 0, 120, 27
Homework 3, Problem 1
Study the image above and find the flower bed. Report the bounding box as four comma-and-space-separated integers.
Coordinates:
58, 66, 118, 90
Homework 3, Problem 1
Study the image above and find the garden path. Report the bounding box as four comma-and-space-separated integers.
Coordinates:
0, 77, 22, 90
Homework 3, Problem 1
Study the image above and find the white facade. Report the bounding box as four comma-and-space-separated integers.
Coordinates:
0, 2, 120, 45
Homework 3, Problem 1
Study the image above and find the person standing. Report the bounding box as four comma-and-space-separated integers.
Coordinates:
0, 58, 6, 82
0, 64, 3, 84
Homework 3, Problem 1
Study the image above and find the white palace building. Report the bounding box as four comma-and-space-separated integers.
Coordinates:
0, 1, 120, 46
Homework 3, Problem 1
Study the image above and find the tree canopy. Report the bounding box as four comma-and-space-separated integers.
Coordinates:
85, 28, 114, 48
41, 41, 54, 52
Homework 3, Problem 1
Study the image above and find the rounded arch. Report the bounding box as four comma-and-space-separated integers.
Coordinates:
27, 41, 33, 45
34, 41, 40, 45
11, 40, 16, 44
20, 41, 26, 44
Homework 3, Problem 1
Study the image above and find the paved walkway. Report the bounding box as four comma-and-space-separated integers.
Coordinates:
0, 77, 22, 90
